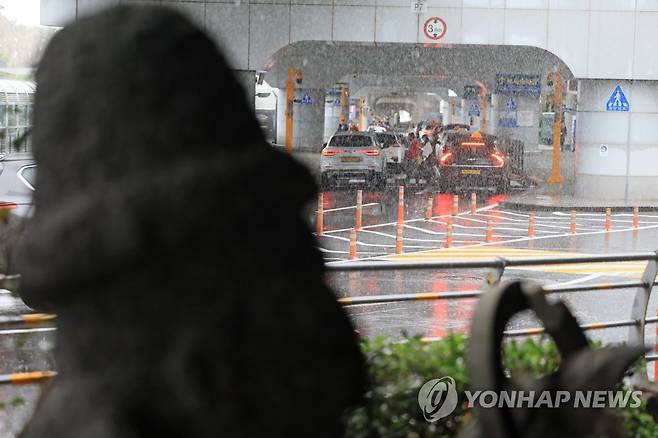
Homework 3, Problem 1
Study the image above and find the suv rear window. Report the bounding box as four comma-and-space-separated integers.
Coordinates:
329, 135, 374, 148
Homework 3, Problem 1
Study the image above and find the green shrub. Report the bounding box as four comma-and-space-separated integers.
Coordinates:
344, 334, 658, 437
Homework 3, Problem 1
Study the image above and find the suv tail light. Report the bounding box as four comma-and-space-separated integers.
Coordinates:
322, 148, 339, 156
440, 152, 453, 166
491, 153, 505, 167
361, 149, 380, 156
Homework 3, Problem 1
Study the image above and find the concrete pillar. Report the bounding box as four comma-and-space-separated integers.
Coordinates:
576, 79, 658, 200
293, 88, 325, 152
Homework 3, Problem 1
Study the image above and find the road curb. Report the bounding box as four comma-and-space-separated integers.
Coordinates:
499, 201, 658, 212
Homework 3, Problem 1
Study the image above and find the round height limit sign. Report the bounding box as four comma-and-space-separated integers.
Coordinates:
424, 17, 447, 40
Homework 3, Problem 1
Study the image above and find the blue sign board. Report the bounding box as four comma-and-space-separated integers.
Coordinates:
333, 98, 341, 107
505, 97, 517, 111
498, 117, 517, 128
606, 85, 630, 112
301, 93, 313, 105
468, 103, 480, 117
495, 74, 541, 96
463, 85, 480, 99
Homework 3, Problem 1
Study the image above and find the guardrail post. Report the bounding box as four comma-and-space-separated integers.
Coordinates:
452, 194, 459, 216
633, 207, 640, 229
628, 254, 658, 353
355, 189, 362, 231
528, 212, 535, 238
605, 208, 612, 231
316, 193, 324, 236
470, 192, 477, 214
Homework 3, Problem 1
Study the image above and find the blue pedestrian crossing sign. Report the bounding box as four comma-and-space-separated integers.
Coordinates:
468, 103, 480, 117
333, 97, 341, 107
505, 97, 517, 111
606, 85, 629, 112
301, 93, 313, 105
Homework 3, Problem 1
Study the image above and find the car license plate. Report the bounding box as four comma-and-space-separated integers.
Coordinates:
462, 169, 481, 175
341, 156, 362, 163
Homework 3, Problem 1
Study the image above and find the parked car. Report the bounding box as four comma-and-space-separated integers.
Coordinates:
320, 132, 387, 188
0, 152, 35, 217
438, 132, 510, 192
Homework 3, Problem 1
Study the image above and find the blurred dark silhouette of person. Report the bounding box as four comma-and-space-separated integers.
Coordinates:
16, 5, 365, 438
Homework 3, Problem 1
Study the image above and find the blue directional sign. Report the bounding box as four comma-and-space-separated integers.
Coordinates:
333, 97, 341, 107
606, 85, 630, 112
301, 93, 313, 105
468, 103, 480, 117
505, 97, 517, 111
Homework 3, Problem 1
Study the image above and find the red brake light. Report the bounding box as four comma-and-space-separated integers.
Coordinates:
491, 153, 505, 167
322, 148, 338, 156
440, 152, 453, 166
361, 149, 380, 156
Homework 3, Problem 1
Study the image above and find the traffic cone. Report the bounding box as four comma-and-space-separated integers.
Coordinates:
470, 192, 477, 214
452, 194, 459, 216
570, 209, 577, 234
397, 186, 404, 225
349, 228, 357, 260
633, 207, 640, 229
425, 195, 433, 221
395, 222, 403, 254
528, 212, 535, 238
605, 208, 612, 232
355, 189, 363, 231
316, 192, 324, 236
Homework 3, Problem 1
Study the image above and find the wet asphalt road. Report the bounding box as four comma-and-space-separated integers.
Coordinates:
317, 186, 658, 349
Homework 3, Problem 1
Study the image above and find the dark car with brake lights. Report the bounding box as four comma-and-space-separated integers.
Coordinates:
438, 131, 510, 192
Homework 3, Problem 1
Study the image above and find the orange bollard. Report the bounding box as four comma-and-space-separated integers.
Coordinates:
446, 220, 453, 247
528, 212, 535, 238
470, 192, 477, 214
425, 195, 433, 221
485, 217, 493, 243
633, 207, 640, 229
316, 192, 324, 236
349, 228, 357, 260
395, 222, 403, 254
355, 189, 363, 231
452, 194, 459, 216
570, 209, 577, 234
605, 208, 612, 231
397, 186, 405, 225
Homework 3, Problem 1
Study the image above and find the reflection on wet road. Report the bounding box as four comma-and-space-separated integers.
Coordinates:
319, 187, 658, 350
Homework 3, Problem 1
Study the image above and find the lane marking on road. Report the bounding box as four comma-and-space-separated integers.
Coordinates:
317, 203, 379, 214
318, 202, 499, 235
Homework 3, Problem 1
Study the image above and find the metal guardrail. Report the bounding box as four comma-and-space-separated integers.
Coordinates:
330, 250, 658, 374
2, 251, 658, 384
